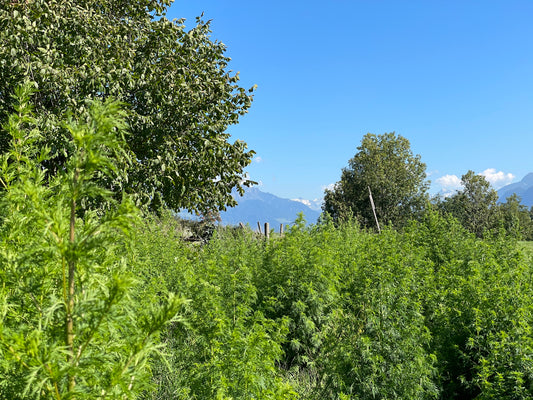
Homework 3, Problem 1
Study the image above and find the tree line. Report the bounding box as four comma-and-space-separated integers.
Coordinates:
323, 132, 533, 240
1, 1, 527, 239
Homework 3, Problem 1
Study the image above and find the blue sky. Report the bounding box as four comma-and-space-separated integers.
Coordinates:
167, 1, 533, 203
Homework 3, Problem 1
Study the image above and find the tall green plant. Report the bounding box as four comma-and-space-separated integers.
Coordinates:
318, 229, 438, 399
133, 221, 297, 399
406, 210, 533, 399
255, 215, 342, 371
0, 85, 183, 399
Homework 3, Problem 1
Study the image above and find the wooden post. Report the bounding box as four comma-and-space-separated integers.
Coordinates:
264, 222, 270, 239
280, 224, 284, 236
368, 186, 381, 233
239, 222, 245, 229
257, 221, 262, 234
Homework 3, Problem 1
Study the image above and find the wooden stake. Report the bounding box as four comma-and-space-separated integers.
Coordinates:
257, 221, 262, 234
264, 222, 270, 239
368, 186, 381, 233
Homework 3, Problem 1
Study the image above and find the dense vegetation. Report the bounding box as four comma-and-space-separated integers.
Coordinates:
2, 91, 532, 398
131, 211, 533, 399
325, 132, 533, 239
2, 1, 533, 399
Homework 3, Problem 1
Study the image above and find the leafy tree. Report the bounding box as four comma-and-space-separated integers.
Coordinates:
0, 85, 183, 398
323, 132, 429, 228
497, 194, 533, 240
0, 0, 255, 213
439, 171, 498, 238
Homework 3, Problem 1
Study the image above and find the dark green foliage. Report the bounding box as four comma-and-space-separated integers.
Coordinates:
255, 216, 343, 371
406, 210, 533, 399
498, 194, 533, 240
129, 210, 533, 399
323, 132, 429, 228
0, 0, 255, 214
319, 229, 438, 399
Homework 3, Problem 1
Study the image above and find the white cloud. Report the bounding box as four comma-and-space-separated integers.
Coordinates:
254, 156, 263, 163
435, 174, 463, 197
292, 198, 311, 207
480, 168, 514, 189
291, 198, 323, 211
436, 174, 462, 190
434, 169, 515, 196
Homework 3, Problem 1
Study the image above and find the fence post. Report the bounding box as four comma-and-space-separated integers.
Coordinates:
257, 221, 262, 234
280, 224, 284, 236
264, 222, 270, 239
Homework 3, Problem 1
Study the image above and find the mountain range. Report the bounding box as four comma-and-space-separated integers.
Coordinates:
218, 187, 322, 227
497, 173, 533, 206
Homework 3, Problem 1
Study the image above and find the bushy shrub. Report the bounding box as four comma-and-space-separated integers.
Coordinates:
407, 210, 533, 399
136, 223, 296, 399
254, 216, 343, 371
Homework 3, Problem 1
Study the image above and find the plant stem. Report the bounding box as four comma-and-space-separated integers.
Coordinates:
67, 169, 78, 392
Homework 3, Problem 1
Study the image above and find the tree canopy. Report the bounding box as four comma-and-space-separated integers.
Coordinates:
498, 193, 533, 240
0, 0, 255, 213
323, 132, 429, 228
438, 170, 499, 238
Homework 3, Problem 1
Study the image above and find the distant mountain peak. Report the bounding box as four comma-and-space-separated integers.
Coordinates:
497, 172, 533, 206
221, 187, 321, 226
521, 172, 533, 185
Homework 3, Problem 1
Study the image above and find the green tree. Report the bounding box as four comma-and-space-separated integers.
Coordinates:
323, 132, 429, 228
0, 0, 255, 214
497, 194, 533, 239
439, 170, 498, 238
